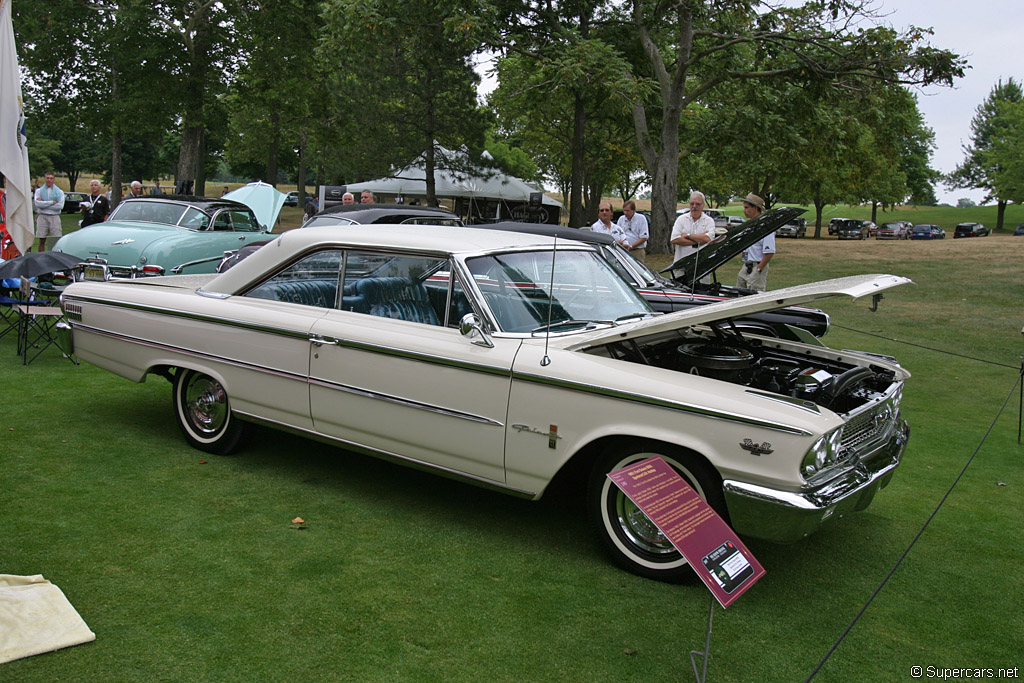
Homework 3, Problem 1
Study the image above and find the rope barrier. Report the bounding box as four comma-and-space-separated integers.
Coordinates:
805, 362, 1023, 681
832, 323, 1020, 370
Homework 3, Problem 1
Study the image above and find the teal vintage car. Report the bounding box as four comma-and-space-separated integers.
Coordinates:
52, 194, 280, 278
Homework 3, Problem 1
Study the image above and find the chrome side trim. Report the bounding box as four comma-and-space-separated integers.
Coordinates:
744, 389, 821, 414
308, 376, 503, 426
236, 412, 537, 499
63, 294, 312, 341
71, 322, 307, 382
513, 371, 813, 436
72, 321, 504, 428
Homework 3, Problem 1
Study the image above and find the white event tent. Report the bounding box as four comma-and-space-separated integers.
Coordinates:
344, 151, 562, 224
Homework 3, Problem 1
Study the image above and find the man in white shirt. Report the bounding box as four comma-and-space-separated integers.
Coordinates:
33, 173, 65, 251
670, 191, 716, 262
736, 193, 775, 291
615, 200, 649, 262
589, 200, 620, 237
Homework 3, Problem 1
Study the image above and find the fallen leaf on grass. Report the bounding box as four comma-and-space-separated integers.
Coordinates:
623, 648, 638, 656
291, 516, 307, 530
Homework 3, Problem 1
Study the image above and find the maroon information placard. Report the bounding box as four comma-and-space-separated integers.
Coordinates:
608, 456, 765, 608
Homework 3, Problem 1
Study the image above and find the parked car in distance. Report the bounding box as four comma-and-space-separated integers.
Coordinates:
835, 219, 874, 240
876, 221, 912, 240
776, 217, 807, 238
61, 191, 89, 214
52, 194, 279, 278
284, 191, 299, 207
910, 224, 945, 240
1014, 224, 1024, 236
953, 222, 989, 238
828, 217, 850, 236
60, 223, 911, 583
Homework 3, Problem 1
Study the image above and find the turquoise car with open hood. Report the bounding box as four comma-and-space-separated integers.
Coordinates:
53, 186, 284, 278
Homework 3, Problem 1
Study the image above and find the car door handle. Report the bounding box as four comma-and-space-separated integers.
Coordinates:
309, 335, 338, 347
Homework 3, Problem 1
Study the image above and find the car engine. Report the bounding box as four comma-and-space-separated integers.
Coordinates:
598, 323, 899, 415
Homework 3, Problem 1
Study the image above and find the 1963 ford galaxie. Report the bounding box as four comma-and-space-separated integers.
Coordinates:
60, 225, 911, 582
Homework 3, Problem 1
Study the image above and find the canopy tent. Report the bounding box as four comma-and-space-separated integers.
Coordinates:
343, 152, 562, 224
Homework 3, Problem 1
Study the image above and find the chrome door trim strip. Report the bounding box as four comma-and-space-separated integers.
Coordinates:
308, 375, 504, 426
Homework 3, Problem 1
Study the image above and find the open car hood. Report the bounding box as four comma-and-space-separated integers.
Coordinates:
566, 273, 911, 349
223, 181, 286, 231
660, 206, 804, 282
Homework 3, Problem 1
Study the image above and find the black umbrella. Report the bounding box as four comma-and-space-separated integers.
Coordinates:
0, 251, 85, 280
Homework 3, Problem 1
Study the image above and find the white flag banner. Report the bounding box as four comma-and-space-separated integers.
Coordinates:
0, 0, 34, 256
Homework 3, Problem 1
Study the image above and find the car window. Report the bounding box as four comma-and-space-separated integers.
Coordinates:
243, 249, 343, 309
180, 207, 210, 230
301, 215, 358, 228
227, 210, 259, 232
465, 249, 651, 333
340, 251, 448, 326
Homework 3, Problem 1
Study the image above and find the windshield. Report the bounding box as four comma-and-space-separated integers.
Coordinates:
464, 249, 652, 333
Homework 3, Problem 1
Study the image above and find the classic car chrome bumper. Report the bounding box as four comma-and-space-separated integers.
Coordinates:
722, 420, 909, 543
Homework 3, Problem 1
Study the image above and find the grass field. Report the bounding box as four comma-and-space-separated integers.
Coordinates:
3, 230, 1022, 681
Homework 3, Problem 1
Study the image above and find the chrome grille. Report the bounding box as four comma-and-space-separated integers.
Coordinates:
841, 401, 896, 453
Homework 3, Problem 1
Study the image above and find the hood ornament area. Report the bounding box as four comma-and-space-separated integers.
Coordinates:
111, 238, 135, 245
740, 438, 773, 456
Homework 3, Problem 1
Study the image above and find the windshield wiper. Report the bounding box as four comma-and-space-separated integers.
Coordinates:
614, 312, 655, 324
531, 319, 615, 334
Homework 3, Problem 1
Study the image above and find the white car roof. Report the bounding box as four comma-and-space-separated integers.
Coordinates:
206, 224, 586, 294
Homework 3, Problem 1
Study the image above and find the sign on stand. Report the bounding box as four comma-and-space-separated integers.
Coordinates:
608, 456, 766, 681
607, 456, 765, 608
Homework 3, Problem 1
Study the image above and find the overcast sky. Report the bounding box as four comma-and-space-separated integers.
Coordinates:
886, 0, 1024, 205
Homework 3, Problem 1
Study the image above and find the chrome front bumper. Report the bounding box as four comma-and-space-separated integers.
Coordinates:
723, 420, 909, 543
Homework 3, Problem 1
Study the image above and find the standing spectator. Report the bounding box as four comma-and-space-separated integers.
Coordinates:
80, 179, 110, 228
616, 200, 649, 262
360, 190, 374, 204
150, 181, 163, 195
670, 191, 716, 262
33, 172, 65, 251
736, 193, 774, 291
128, 181, 145, 198
589, 200, 621, 237
342, 192, 355, 205
304, 195, 320, 219
220, 186, 230, 197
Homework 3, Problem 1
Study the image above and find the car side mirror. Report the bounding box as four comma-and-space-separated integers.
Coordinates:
459, 313, 494, 348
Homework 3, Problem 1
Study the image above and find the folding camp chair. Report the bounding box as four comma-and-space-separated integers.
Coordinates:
15, 277, 77, 365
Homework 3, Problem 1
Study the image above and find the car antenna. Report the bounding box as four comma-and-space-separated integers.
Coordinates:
541, 235, 557, 367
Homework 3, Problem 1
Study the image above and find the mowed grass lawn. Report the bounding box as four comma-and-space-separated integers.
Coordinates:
2, 231, 1022, 681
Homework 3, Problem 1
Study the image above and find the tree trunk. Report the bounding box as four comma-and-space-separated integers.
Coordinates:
266, 111, 280, 186
424, 142, 437, 207
996, 199, 1007, 231
111, 129, 123, 207
195, 128, 206, 197
177, 125, 203, 195
568, 89, 586, 227
871, 201, 878, 223
297, 130, 308, 210
812, 197, 826, 238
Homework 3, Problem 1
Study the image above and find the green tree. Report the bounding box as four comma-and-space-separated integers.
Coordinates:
319, 0, 491, 206
483, 2, 961, 250
982, 99, 1024, 206
949, 78, 1024, 229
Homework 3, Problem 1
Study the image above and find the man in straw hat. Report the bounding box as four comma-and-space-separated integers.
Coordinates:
736, 193, 775, 291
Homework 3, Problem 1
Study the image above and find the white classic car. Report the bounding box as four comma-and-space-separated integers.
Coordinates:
59, 225, 911, 582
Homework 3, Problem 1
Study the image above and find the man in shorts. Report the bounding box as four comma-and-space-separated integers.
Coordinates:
33, 173, 65, 251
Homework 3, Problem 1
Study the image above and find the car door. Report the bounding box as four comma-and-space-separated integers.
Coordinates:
307, 250, 519, 484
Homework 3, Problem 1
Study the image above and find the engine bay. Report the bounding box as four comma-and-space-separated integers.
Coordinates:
595, 322, 899, 415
